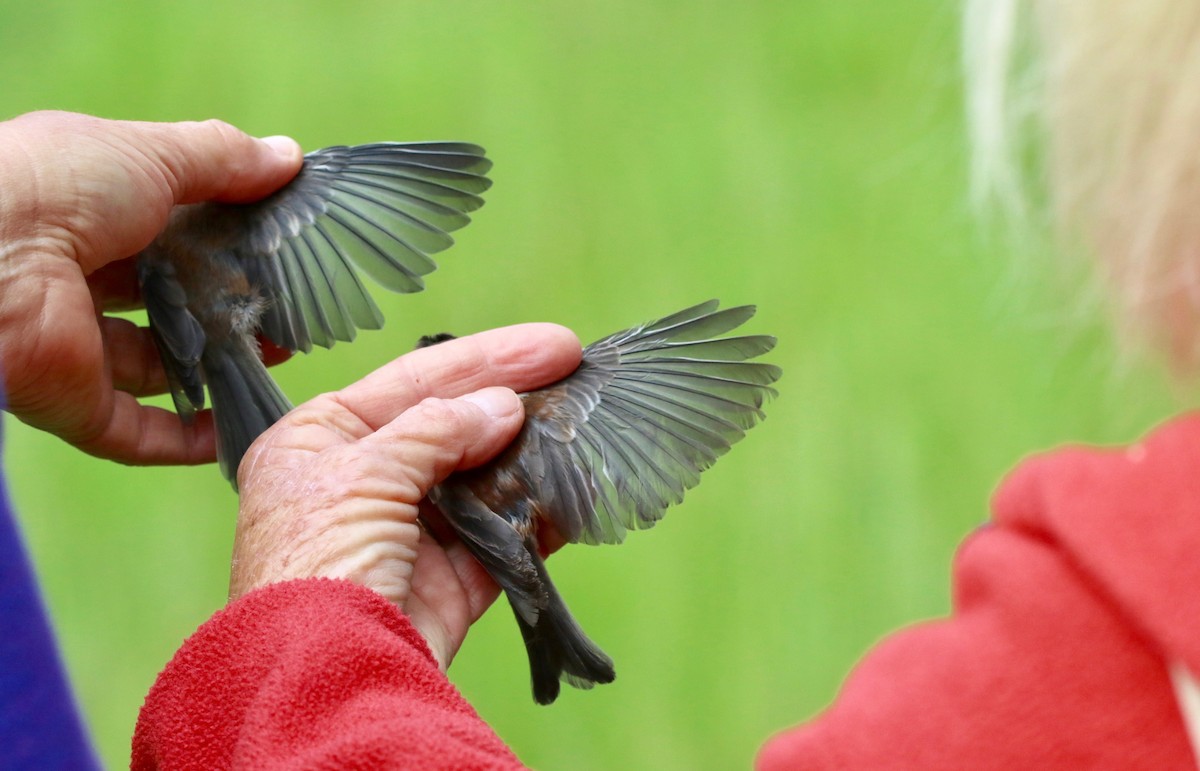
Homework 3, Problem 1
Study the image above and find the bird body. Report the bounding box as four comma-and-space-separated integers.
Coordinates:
429, 300, 780, 703
137, 142, 492, 484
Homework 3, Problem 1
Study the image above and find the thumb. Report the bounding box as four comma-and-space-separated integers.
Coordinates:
359, 387, 526, 500
131, 118, 304, 204
230, 387, 523, 597
1, 111, 305, 271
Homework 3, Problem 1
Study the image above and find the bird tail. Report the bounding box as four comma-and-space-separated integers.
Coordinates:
514, 547, 616, 705
202, 339, 293, 488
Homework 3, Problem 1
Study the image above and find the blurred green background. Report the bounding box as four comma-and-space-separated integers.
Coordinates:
0, 2, 1181, 769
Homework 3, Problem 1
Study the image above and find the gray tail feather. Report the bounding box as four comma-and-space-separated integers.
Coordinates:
514, 549, 615, 705
202, 340, 293, 488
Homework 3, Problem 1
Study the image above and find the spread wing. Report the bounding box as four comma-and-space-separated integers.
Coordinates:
523, 300, 781, 545
199, 142, 491, 353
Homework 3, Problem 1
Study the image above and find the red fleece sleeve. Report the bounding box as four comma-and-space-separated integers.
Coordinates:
131, 578, 526, 771
757, 419, 1200, 770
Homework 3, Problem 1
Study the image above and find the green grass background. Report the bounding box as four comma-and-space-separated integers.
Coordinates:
0, 2, 1181, 769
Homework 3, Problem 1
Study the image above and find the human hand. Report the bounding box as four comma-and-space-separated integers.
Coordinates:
0, 110, 302, 463
230, 323, 582, 669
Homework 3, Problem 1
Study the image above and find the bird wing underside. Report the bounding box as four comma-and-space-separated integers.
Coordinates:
214, 142, 492, 354
526, 300, 781, 545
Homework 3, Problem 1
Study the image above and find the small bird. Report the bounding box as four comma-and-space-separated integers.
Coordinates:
425, 300, 780, 704
136, 142, 491, 485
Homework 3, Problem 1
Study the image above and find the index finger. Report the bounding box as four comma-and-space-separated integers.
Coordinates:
331, 323, 582, 431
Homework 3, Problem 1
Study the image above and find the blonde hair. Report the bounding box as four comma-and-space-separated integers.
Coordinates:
964, 0, 1200, 363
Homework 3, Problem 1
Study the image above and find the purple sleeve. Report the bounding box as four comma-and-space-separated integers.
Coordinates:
0, 420, 99, 770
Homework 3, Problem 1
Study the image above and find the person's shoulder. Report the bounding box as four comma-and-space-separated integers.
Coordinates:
987, 412, 1200, 668
991, 412, 1200, 524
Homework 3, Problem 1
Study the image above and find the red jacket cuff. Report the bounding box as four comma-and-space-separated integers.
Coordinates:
132, 577, 526, 770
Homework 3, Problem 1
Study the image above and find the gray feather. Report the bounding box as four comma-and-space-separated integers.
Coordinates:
530, 300, 780, 545
212, 142, 491, 354
138, 261, 206, 418
202, 339, 293, 486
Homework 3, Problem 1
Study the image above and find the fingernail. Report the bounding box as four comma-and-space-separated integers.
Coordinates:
460, 387, 519, 419
260, 134, 301, 160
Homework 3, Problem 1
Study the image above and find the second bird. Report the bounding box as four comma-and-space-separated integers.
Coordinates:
427, 300, 780, 704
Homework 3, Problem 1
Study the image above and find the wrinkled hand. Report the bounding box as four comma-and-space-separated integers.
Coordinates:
0, 110, 302, 463
231, 323, 582, 669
